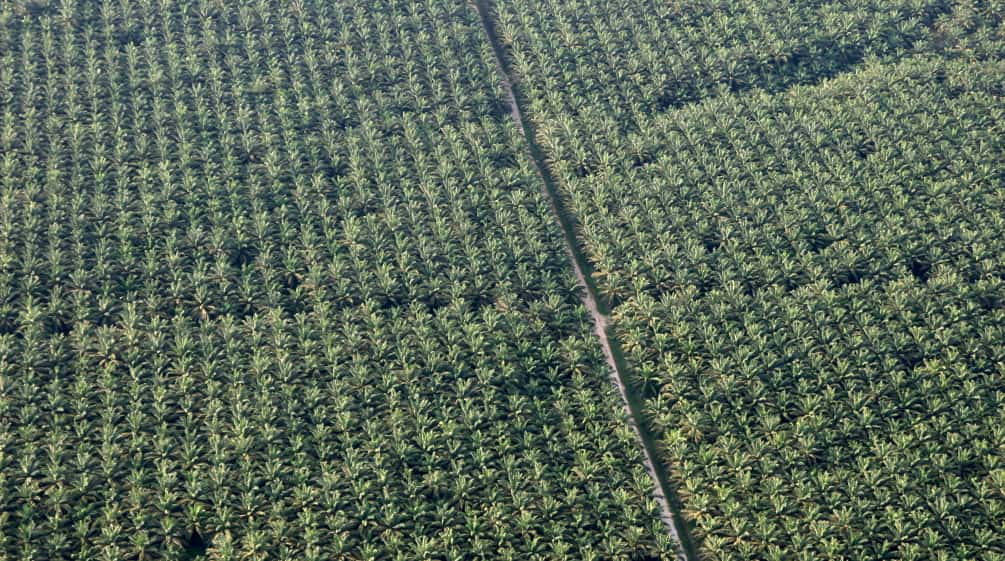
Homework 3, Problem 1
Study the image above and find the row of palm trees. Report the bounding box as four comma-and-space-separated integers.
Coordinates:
492, 3, 1005, 555
0, 0, 678, 559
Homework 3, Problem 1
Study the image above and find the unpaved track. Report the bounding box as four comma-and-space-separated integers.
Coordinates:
470, 2, 697, 559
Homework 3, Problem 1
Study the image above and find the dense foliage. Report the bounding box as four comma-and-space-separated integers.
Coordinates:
5, 0, 1004, 558
489, 0, 1005, 559
0, 0, 676, 559
495, 0, 995, 137
613, 60, 1005, 560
